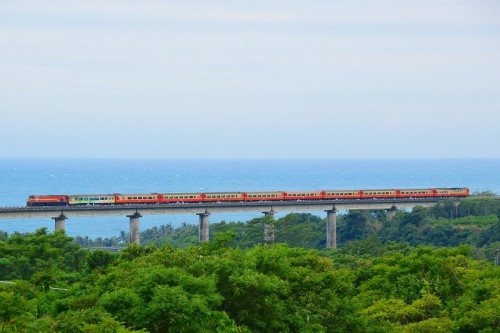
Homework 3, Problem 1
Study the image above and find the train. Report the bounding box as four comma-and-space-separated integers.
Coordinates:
26, 188, 470, 206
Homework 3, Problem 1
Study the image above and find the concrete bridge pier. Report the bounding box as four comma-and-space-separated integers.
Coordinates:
198, 212, 210, 242
263, 210, 275, 243
325, 209, 337, 249
53, 213, 67, 232
127, 212, 141, 244
387, 206, 397, 220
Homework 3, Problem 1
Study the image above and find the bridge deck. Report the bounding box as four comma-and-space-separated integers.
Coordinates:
0, 198, 440, 219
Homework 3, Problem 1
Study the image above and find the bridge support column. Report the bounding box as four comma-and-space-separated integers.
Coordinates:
387, 206, 397, 220
198, 212, 210, 242
127, 212, 141, 244
53, 214, 67, 232
325, 209, 337, 249
263, 210, 275, 243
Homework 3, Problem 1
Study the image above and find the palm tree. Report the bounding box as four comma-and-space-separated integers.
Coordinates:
119, 231, 128, 244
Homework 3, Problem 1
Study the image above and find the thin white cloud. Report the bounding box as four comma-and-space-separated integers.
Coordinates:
2, 0, 500, 26
0, 0, 499, 158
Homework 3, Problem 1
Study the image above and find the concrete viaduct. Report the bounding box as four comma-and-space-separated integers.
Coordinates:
0, 199, 440, 248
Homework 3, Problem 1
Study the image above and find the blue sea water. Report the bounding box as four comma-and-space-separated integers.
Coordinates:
0, 158, 499, 239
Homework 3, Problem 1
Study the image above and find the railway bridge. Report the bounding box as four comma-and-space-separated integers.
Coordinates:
0, 198, 441, 248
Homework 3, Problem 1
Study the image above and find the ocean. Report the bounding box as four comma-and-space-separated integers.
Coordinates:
0, 158, 499, 238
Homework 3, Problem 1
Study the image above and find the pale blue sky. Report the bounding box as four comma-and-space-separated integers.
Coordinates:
1, 1, 499, 158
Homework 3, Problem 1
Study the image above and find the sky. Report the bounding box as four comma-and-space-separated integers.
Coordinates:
1, 1, 499, 159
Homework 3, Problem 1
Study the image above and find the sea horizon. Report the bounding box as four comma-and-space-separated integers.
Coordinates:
1, 158, 499, 238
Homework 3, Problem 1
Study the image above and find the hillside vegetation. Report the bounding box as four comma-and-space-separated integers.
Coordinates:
0, 197, 498, 332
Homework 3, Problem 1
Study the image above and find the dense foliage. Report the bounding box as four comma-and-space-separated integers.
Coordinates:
0, 235, 498, 331
1, 197, 499, 332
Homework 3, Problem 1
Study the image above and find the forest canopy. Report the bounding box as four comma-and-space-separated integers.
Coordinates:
1, 197, 499, 332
